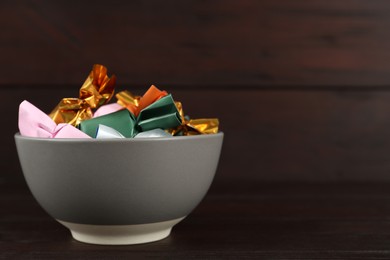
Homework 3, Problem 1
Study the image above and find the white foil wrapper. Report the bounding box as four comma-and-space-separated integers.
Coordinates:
95, 124, 125, 139
134, 129, 172, 138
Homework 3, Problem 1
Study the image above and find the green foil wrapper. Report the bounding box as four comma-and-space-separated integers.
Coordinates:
78, 109, 136, 138
77, 94, 182, 138
137, 95, 181, 132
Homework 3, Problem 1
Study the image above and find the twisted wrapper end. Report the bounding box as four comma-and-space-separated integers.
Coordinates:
49, 64, 116, 126
167, 101, 219, 136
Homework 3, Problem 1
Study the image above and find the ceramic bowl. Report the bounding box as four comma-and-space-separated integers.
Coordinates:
15, 132, 223, 245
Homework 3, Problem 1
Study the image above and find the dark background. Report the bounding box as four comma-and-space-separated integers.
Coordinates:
3, 0, 390, 185
4, 1, 390, 258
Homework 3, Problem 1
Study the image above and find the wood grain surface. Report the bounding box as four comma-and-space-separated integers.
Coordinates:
2, 182, 390, 259
3, 1, 390, 258
2, 0, 390, 86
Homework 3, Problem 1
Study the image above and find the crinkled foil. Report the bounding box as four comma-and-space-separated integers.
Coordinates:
49, 64, 116, 126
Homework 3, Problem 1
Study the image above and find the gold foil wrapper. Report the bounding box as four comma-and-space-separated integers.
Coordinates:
187, 118, 219, 134
168, 101, 219, 135
49, 64, 116, 126
116, 90, 141, 115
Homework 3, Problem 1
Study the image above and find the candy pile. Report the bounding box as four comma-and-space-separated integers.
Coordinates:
18, 64, 219, 139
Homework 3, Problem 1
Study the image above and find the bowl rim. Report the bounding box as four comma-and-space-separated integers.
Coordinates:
14, 132, 224, 143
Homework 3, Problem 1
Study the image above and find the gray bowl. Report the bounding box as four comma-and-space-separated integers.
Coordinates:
15, 132, 223, 245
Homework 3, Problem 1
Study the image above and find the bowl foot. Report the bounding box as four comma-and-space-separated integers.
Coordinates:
57, 217, 185, 245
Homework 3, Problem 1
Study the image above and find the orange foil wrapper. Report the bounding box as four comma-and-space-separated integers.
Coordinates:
49, 64, 116, 126
116, 85, 167, 116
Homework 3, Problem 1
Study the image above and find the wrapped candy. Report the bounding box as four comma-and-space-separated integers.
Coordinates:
49, 64, 116, 126
116, 85, 167, 116
95, 125, 125, 139
135, 129, 172, 138
78, 109, 136, 138
92, 85, 168, 117
96, 127, 171, 139
77, 93, 182, 138
168, 102, 219, 136
18, 65, 220, 139
18, 100, 90, 138
91, 85, 219, 137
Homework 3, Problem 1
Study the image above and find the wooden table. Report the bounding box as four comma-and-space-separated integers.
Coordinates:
3, 0, 390, 258
2, 179, 390, 259
3, 87, 390, 259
